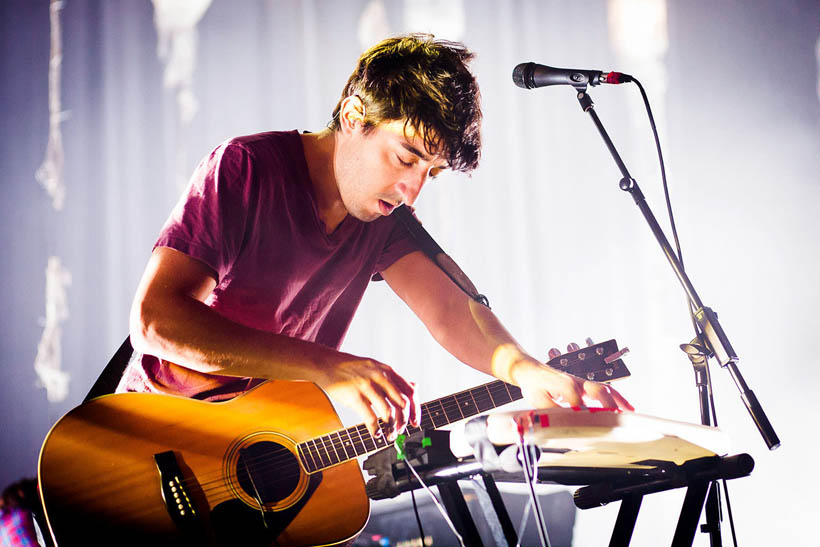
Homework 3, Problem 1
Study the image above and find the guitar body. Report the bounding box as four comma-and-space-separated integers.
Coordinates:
38, 381, 369, 546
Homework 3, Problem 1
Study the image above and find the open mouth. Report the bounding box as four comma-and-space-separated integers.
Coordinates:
379, 200, 395, 215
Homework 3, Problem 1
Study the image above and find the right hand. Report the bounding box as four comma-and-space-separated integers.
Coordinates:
315, 354, 420, 442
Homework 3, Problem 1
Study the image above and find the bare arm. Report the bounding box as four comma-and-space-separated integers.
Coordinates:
130, 246, 419, 437
382, 251, 632, 410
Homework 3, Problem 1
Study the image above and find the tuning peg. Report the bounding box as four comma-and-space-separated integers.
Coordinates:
585, 337, 595, 347
567, 342, 581, 352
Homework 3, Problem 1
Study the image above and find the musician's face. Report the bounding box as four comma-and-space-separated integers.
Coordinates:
336, 115, 447, 222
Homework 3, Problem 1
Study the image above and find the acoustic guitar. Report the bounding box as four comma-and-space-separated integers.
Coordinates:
38, 339, 629, 546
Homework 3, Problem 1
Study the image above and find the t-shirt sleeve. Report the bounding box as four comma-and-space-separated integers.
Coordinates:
154, 141, 255, 281
372, 216, 422, 281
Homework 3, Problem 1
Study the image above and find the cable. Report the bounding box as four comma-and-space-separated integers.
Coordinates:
631, 77, 738, 547
406, 466, 427, 546
518, 436, 551, 547
401, 454, 465, 547
515, 497, 533, 547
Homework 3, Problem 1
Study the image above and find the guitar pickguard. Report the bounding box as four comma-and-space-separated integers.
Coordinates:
211, 470, 322, 546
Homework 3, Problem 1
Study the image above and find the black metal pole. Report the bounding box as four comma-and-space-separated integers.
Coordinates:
573, 89, 779, 451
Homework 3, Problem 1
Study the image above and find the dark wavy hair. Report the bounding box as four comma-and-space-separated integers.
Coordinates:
330, 34, 482, 173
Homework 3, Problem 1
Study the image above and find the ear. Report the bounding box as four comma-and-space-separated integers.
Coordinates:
339, 95, 366, 134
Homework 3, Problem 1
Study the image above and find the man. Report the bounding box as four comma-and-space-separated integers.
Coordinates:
119, 34, 631, 443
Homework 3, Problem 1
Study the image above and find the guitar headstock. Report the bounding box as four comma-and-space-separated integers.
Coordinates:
546, 339, 631, 383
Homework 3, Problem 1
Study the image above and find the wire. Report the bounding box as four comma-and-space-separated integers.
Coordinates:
631, 77, 738, 547
518, 437, 551, 547
406, 466, 427, 545
722, 479, 739, 545
515, 497, 533, 547
402, 455, 465, 547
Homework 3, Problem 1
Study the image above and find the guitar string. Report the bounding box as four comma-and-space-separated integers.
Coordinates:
97, 348, 601, 513
178, 402, 494, 508
128, 352, 585, 499
170, 383, 522, 500
179, 380, 515, 486
70, 352, 603, 516
61, 379, 521, 513
176, 385, 518, 499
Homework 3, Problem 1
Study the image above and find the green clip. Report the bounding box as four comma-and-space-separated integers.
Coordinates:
421, 436, 432, 448
394, 434, 407, 461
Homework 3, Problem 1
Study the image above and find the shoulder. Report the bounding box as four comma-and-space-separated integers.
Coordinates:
221, 131, 302, 163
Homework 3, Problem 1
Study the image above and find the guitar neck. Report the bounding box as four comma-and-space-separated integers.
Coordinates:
296, 339, 629, 473
297, 380, 522, 473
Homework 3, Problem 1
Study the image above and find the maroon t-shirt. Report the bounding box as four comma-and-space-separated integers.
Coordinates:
118, 131, 419, 399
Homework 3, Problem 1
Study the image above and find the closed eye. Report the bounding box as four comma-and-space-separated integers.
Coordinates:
397, 155, 415, 167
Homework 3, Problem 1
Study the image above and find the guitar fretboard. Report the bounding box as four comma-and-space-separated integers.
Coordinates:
297, 380, 522, 473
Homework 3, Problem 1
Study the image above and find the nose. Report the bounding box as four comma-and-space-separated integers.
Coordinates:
397, 171, 427, 206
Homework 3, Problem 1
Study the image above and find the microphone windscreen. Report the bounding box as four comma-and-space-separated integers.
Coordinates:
512, 63, 533, 89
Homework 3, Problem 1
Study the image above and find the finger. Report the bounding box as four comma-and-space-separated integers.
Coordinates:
373, 365, 414, 413
354, 394, 383, 439
524, 388, 561, 409
385, 404, 401, 442
609, 387, 635, 411
361, 382, 393, 427
557, 375, 585, 407
388, 395, 409, 441
408, 382, 421, 428
584, 381, 618, 408
366, 380, 410, 439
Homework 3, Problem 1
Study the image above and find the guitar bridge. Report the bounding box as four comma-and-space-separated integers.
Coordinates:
154, 451, 202, 534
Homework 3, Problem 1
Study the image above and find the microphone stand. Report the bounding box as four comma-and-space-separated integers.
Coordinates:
571, 87, 780, 544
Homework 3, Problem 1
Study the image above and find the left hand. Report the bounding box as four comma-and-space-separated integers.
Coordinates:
510, 346, 634, 411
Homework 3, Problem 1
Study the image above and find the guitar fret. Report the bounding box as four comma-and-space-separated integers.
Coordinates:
327, 435, 342, 464
455, 391, 478, 418
314, 438, 331, 468
329, 431, 344, 461
341, 428, 354, 457
468, 389, 480, 412
355, 427, 367, 455
429, 400, 448, 428
374, 428, 389, 450
359, 425, 377, 452
303, 379, 535, 473
335, 430, 352, 461
489, 382, 513, 406
323, 434, 340, 464
440, 396, 463, 423
291, 378, 539, 477
472, 384, 495, 412
305, 439, 320, 471
418, 411, 435, 430
349, 426, 366, 457
298, 443, 315, 473
300, 380, 528, 473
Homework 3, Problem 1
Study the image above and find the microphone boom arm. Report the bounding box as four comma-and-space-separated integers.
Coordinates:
574, 89, 780, 450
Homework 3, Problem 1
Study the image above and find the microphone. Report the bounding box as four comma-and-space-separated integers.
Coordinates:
512, 62, 632, 89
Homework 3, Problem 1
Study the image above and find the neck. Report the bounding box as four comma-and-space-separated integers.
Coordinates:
300, 129, 348, 233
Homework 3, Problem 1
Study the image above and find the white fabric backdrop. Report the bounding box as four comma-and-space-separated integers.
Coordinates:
1, 1, 818, 545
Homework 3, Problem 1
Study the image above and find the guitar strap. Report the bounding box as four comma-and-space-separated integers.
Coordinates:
392, 205, 490, 309
83, 335, 136, 402
85, 206, 488, 402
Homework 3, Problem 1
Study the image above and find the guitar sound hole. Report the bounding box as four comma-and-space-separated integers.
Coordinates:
236, 441, 301, 505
